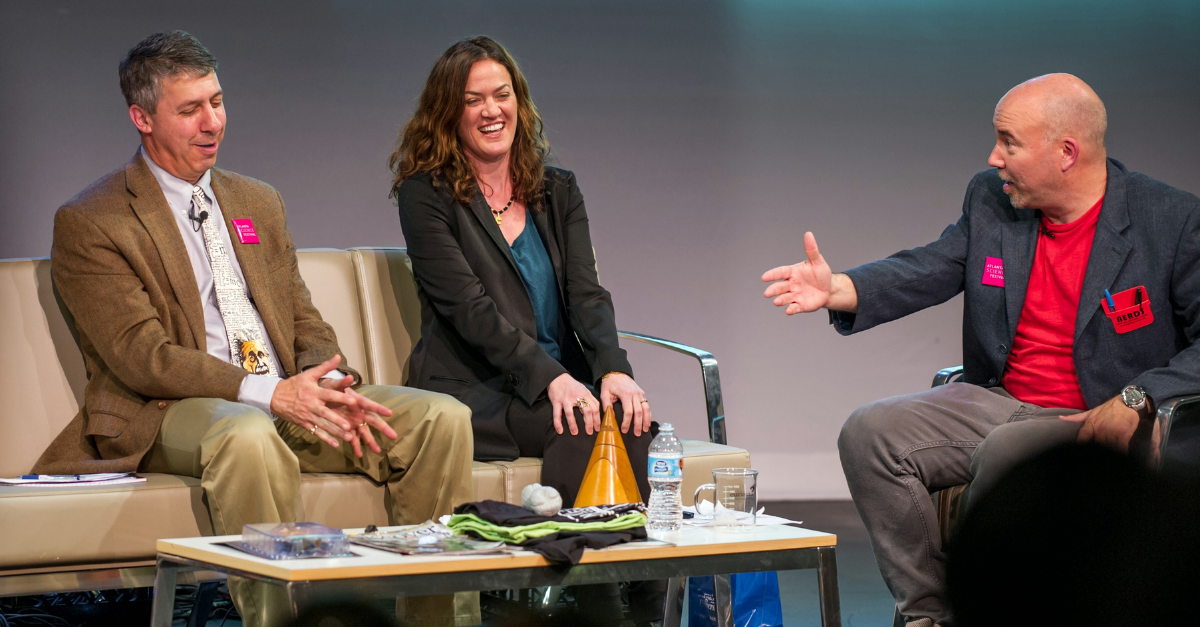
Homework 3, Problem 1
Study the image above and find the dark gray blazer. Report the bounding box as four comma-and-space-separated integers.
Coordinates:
831, 159, 1200, 409
396, 167, 632, 460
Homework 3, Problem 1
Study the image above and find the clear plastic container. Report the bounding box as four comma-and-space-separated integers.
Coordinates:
647, 423, 684, 532
241, 522, 350, 559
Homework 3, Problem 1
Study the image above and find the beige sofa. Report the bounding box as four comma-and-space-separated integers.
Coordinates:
0, 247, 750, 597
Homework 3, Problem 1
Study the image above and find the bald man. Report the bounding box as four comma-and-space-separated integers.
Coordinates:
762, 74, 1200, 626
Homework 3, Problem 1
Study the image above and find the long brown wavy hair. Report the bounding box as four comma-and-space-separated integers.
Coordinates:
389, 36, 549, 208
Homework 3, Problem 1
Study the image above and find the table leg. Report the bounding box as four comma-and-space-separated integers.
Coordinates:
538, 585, 562, 610
713, 574, 734, 627
817, 546, 842, 627
662, 576, 686, 627
286, 581, 313, 620
150, 558, 179, 627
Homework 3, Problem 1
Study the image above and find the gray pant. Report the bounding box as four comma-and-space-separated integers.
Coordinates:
838, 383, 1082, 625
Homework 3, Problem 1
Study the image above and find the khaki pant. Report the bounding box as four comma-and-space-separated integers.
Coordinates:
140, 385, 476, 627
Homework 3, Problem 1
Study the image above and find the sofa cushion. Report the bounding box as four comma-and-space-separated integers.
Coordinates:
0, 443, 748, 570
489, 458, 545, 505
477, 440, 750, 507
679, 440, 752, 506
471, 461, 506, 504
0, 443, 748, 571
0, 462, 511, 571
0, 474, 206, 570
295, 249, 369, 381
348, 248, 422, 386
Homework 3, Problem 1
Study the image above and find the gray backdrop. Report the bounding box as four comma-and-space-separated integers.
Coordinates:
3, 0, 1197, 498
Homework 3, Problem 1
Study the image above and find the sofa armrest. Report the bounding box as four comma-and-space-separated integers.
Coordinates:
617, 331, 726, 445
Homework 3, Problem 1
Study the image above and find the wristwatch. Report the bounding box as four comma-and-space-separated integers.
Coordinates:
1121, 385, 1154, 420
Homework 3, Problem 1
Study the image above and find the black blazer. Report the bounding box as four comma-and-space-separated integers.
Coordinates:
396, 167, 633, 460
831, 159, 1200, 409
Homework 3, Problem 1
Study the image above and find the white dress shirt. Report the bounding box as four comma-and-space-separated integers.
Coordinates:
141, 147, 340, 415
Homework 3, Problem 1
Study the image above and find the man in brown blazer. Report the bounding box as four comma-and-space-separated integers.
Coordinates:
33, 31, 473, 627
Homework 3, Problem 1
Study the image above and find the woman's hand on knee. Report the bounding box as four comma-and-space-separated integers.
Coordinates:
547, 373, 599, 436
600, 372, 651, 437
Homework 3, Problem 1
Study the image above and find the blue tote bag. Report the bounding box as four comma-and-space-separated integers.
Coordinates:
688, 571, 784, 627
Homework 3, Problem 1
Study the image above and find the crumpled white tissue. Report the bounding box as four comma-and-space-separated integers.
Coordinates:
520, 483, 562, 516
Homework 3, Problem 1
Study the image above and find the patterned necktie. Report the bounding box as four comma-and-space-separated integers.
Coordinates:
192, 186, 278, 376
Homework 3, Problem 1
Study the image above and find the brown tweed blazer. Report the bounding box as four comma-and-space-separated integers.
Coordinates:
32, 151, 359, 474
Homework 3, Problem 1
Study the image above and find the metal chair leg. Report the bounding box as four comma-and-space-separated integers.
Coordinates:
713, 574, 734, 627
662, 577, 686, 627
817, 546, 842, 627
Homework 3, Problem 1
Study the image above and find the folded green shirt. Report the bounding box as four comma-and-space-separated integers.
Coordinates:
447, 512, 648, 544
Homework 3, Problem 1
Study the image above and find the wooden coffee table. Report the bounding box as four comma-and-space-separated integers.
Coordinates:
151, 524, 841, 627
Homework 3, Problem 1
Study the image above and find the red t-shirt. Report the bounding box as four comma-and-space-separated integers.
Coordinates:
1001, 196, 1105, 410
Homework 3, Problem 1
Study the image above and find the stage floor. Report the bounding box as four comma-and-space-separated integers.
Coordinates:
768, 500, 894, 627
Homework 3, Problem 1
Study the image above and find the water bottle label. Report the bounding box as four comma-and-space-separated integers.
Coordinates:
648, 456, 682, 479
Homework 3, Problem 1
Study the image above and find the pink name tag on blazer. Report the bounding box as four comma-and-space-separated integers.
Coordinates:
982, 256, 1005, 287
231, 219, 260, 244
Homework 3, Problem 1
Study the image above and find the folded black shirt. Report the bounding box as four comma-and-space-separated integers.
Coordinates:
453, 500, 648, 565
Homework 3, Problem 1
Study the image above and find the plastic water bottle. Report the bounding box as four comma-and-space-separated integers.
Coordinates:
647, 423, 684, 532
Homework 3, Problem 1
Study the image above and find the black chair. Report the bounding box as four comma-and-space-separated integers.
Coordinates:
890, 367, 1200, 627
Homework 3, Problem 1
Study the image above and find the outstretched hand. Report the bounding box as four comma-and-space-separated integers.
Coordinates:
270, 355, 397, 456
762, 231, 835, 314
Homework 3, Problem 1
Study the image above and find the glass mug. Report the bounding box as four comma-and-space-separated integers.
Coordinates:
692, 468, 759, 531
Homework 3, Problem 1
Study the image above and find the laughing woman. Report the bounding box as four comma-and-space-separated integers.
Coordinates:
389, 37, 655, 509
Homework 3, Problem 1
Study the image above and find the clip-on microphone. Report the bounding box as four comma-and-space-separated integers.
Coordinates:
188, 207, 209, 232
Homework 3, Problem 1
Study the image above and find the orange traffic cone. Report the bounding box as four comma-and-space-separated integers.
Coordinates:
574, 406, 643, 507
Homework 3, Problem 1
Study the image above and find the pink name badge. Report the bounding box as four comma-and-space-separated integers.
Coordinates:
982, 256, 1005, 287
231, 219, 260, 244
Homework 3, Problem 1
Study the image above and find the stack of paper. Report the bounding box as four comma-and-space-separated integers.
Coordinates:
0, 473, 147, 487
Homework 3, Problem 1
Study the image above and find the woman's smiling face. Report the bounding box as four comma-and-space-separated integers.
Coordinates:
457, 59, 517, 165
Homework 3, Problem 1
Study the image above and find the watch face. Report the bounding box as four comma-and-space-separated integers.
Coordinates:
1123, 386, 1146, 407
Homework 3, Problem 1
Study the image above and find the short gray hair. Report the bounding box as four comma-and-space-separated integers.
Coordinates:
1044, 93, 1108, 151
119, 31, 218, 114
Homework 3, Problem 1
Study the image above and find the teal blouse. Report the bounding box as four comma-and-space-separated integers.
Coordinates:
510, 212, 561, 361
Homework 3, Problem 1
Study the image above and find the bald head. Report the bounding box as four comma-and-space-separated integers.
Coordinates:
988, 74, 1110, 221
1000, 73, 1107, 153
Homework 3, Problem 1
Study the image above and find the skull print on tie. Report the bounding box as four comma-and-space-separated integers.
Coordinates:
192, 186, 278, 377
